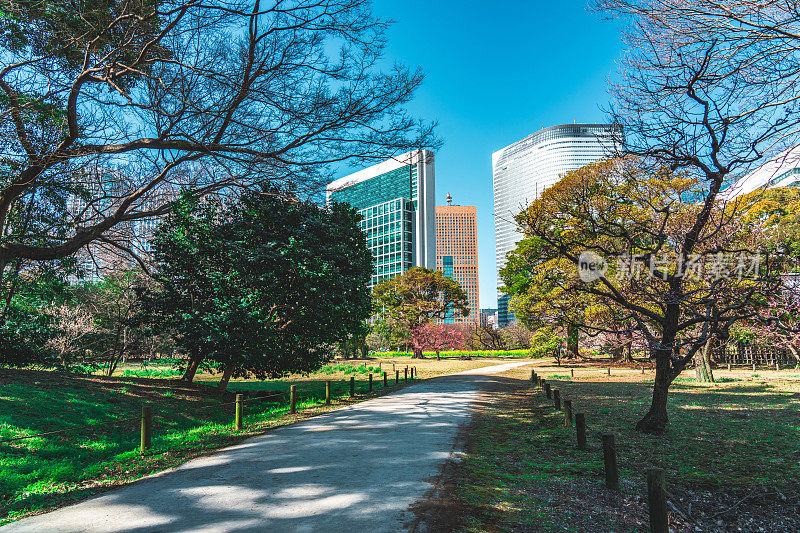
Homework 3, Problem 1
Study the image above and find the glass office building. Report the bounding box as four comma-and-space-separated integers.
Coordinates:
492, 124, 618, 326
326, 150, 436, 289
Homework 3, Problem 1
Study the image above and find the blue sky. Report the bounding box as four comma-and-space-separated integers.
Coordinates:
342, 1, 625, 308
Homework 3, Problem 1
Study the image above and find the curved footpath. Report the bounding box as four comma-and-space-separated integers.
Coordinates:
2, 361, 531, 533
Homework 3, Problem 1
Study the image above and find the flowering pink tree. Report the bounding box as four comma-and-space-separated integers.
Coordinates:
752, 288, 800, 364
410, 324, 469, 359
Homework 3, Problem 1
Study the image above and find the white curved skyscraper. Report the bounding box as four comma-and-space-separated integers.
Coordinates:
493, 124, 618, 326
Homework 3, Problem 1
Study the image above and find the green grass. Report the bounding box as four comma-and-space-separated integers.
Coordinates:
120, 368, 183, 378
0, 357, 502, 525
318, 363, 381, 375
445, 365, 800, 531
0, 368, 405, 524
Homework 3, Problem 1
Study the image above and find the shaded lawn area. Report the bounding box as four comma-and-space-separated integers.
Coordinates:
443, 365, 800, 532
0, 357, 500, 525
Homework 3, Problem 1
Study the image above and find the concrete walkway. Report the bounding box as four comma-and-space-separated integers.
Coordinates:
1, 361, 530, 533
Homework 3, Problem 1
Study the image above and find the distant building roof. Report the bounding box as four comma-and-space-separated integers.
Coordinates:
722, 146, 800, 200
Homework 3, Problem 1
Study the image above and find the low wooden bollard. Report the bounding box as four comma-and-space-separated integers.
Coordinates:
349, 377, 355, 397
383, 371, 388, 387
607, 367, 611, 376
641, 366, 645, 374
563, 399, 573, 427
140, 404, 152, 454
404, 367, 408, 381
575, 413, 587, 450
325, 380, 331, 405
369, 373, 373, 392
601, 433, 620, 491
553, 388, 561, 410
395, 370, 399, 384
531, 369, 535, 382
290, 386, 296, 414
646, 467, 668, 533
544, 382, 551, 398
235, 394, 244, 429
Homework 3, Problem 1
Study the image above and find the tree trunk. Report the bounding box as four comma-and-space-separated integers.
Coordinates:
181, 354, 202, 382
216, 365, 235, 391
694, 338, 715, 383
566, 322, 579, 358
106, 323, 124, 377
412, 347, 424, 359
636, 349, 673, 434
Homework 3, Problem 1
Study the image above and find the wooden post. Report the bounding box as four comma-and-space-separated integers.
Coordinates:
383, 371, 388, 387
235, 394, 244, 429
575, 413, 587, 450
553, 388, 561, 410
404, 367, 408, 381
570, 368, 574, 378
369, 373, 373, 392
349, 377, 355, 397
140, 404, 152, 454
544, 382, 551, 398
727, 362, 731, 371
563, 399, 573, 427
641, 366, 645, 374
607, 367, 611, 376
395, 370, 399, 384
325, 380, 331, 405
753, 363, 757, 371
289, 386, 296, 414
646, 467, 668, 533
601, 434, 620, 491
531, 369, 535, 382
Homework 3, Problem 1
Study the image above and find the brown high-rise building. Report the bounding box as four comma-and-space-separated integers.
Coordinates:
435, 197, 479, 325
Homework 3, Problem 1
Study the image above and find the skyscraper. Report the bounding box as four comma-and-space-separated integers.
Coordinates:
435, 195, 479, 326
720, 145, 800, 200
326, 149, 436, 289
492, 124, 618, 326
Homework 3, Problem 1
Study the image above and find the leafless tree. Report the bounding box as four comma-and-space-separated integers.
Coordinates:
0, 0, 437, 300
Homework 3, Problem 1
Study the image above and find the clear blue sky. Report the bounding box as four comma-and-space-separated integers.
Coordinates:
342, 0, 624, 308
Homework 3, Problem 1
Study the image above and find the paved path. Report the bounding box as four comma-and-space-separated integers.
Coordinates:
1, 361, 530, 533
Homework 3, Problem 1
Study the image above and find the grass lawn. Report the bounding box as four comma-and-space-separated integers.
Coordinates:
439, 362, 800, 532
0, 356, 505, 525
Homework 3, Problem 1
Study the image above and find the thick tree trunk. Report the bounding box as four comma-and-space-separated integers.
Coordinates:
636, 349, 674, 434
216, 365, 235, 391
412, 347, 424, 359
694, 338, 715, 383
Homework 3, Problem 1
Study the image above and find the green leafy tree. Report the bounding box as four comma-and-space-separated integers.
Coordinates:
145, 189, 372, 390
372, 267, 468, 359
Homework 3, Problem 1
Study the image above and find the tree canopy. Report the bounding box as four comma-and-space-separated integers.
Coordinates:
145, 189, 372, 389
372, 267, 468, 359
